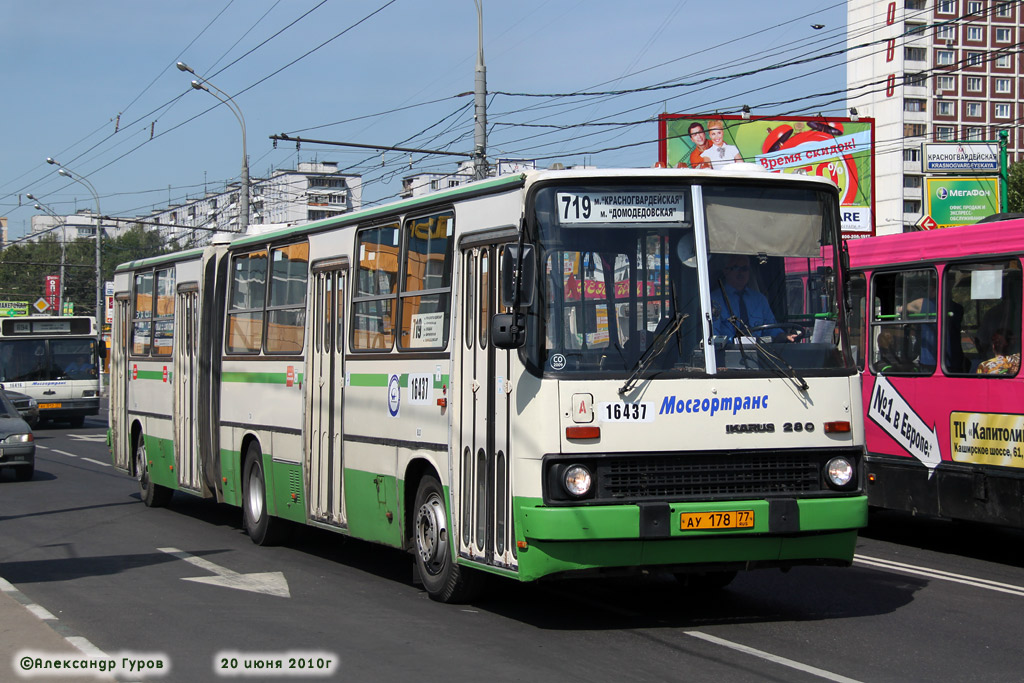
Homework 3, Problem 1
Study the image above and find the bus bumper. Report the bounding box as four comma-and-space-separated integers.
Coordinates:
866, 455, 1024, 528
512, 495, 867, 582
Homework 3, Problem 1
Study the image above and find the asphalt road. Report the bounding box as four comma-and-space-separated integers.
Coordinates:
2, 414, 1023, 682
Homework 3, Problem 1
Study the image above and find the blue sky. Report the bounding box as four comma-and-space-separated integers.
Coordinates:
0, 0, 847, 238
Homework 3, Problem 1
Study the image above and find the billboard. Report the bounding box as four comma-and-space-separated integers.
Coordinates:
659, 114, 875, 238
923, 142, 999, 173
925, 177, 1000, 228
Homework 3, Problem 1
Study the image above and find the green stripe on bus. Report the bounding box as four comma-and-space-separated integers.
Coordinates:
135, 370, 169, 381
221, 371, 306, 384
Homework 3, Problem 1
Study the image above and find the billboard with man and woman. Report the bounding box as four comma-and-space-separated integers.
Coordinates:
658, 113, 875, 238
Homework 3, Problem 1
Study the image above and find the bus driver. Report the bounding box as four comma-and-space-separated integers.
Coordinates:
711, 255, 798, 342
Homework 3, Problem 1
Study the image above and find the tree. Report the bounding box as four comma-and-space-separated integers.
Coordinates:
0, 223, 174, 317
1008, 160, 1024, 213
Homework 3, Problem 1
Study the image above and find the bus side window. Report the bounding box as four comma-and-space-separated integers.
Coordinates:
869, 269, 936, 375
946, 260, 1022, 376
352, 223, 400, 351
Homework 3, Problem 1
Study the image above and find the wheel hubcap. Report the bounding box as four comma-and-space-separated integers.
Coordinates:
416, 492, 448, 574
247, 467, 264, 521
135, 443, 148, 489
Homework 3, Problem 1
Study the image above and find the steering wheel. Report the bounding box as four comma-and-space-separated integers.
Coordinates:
743, 323, 810, 341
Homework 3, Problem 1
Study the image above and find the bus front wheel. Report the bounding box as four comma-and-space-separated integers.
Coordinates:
243, 444, 286, 546
412, 475, 483, 603
135, 436, 172, 507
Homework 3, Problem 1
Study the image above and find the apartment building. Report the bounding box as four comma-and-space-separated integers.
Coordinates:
25, 162, 363, 249
847, 0, 1019, 234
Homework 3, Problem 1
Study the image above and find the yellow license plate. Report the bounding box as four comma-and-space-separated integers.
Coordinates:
680, 510, 755, 531
39, 402, 62, 409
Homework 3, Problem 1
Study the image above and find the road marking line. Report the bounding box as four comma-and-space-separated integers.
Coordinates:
53, 449, 78, 458
855, 554, 1024, 597
0, 574, 111, 659
69, 434, 107, 442
685, 631, 864, 683
26, 603, 57, 620
81, 457, 110, 467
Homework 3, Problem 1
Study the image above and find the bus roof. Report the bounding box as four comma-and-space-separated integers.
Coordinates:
115, 166, 838, 272
846, 218, 1024, 269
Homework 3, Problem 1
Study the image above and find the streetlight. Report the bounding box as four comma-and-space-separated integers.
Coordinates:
46, 158, 102, 329
26, 193, 67, 315
176, 61, 249, 230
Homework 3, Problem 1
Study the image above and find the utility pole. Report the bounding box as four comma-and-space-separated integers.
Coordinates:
999, 129, 1009, 212
473, 0, 488, 180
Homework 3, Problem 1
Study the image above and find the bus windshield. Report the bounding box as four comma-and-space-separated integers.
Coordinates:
527, 181, 851, 377
0, 337, 98, 382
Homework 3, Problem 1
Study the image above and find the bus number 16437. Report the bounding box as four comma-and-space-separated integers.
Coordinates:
599, 402, 653, 422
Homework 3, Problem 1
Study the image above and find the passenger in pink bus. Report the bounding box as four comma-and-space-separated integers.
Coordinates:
976, 328, 1020, 375
977, 296, 1021, 360
874, 329, 902, 372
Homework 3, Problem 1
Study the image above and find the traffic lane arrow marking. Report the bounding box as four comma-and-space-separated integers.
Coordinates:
158, 547, 291, 598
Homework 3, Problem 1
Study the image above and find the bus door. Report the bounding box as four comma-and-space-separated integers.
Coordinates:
173, 285, 203, 493
455, 243, 517, 571
305, 267, 346, 527
110, 295, 132, 472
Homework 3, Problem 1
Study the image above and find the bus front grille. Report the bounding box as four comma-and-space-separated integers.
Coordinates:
599, 453, 821, 500
543, 450, 860, 504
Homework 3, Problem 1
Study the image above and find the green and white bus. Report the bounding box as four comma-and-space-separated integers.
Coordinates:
109, 167, 866, 602
1, 315, 102, 427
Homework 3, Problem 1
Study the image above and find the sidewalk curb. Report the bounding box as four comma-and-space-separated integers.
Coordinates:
0, 577, 117, 681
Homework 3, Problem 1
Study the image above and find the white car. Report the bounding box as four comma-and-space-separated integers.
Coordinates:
0, 389, 35, 481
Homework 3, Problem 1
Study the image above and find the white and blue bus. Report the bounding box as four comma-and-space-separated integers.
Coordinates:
110, 167, 866, 602
0, 315, 102, 427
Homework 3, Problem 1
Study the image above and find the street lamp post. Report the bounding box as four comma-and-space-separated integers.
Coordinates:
26, 193, 66, 315
46, 158, 102, 328
176, 61, 249, 230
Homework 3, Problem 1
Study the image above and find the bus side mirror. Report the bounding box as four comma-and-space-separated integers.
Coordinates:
98, 344, 108, 360
491, 312, 527, 349
500, 244, 536, 309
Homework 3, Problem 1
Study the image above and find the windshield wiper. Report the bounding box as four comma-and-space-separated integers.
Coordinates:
618, 312, 689, 395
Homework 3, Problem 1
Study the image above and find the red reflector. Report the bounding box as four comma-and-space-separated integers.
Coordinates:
566, 425, 600, 439
436, 398, 447, 408
824, 421, 851, 433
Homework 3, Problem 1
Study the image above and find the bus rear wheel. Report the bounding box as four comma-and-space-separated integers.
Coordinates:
135, 436, 172, 507
243, 443, 286, 546
413, 475, 483, 603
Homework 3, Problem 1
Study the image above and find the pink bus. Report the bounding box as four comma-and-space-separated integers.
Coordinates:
846, 217, 1024, 528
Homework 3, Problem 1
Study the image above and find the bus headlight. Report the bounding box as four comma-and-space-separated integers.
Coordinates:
825, 457, 854, 489
563, 464, 592, 497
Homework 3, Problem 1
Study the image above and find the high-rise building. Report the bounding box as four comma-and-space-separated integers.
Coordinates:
847, 0, 1019, 234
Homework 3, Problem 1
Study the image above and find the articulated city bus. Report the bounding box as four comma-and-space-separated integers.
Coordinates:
847, 218, 1024, 528
0, 315, 102, 427
110, 167, 866, 602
